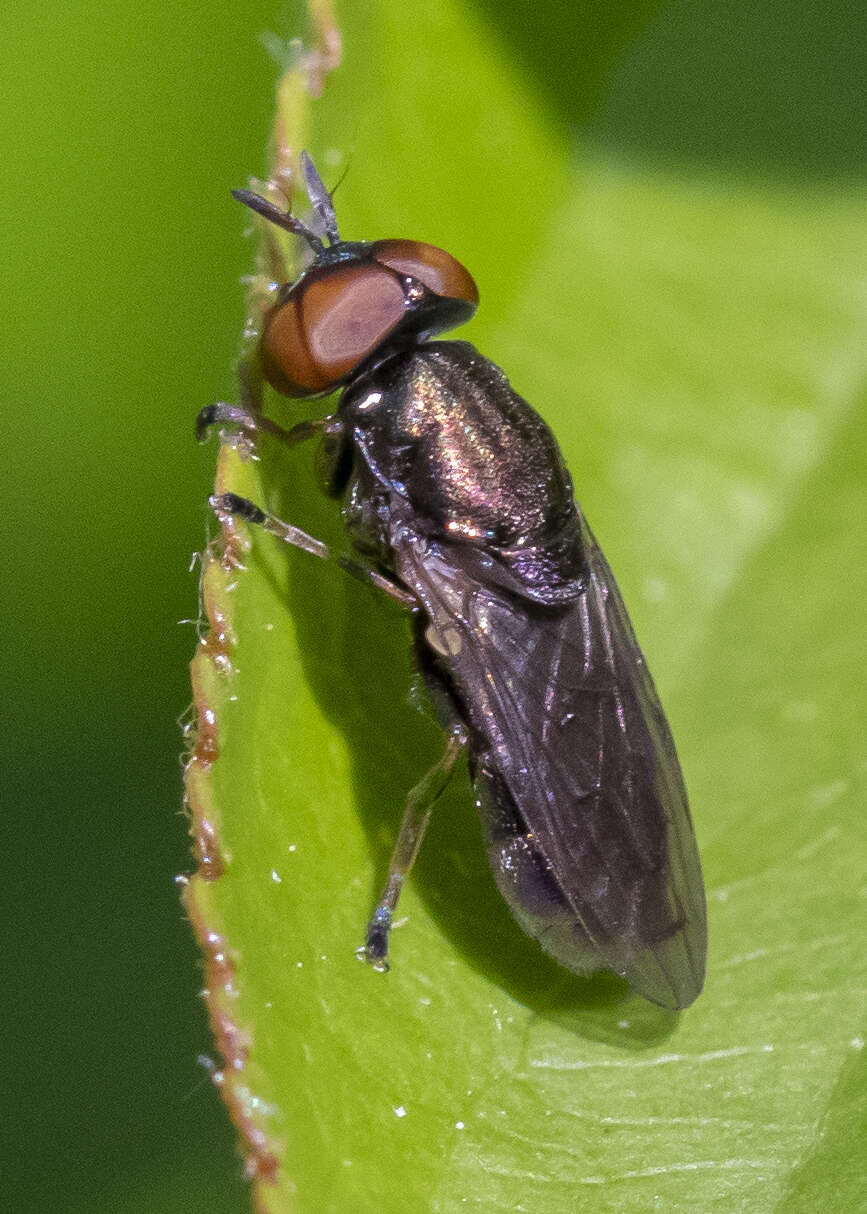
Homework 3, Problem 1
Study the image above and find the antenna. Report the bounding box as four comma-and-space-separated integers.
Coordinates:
300, 151, 341, 245
230, 188, 326, 258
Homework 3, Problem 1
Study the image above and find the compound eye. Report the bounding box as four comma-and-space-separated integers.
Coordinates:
261, 262, 407, 397
372, 240, 478, 309
260, 293, 320, 397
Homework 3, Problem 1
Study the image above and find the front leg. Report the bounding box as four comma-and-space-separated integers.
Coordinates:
196, 355, 343, 448
196, 402, 342, 448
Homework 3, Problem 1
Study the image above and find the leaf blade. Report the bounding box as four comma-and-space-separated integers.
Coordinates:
186, 3, 867, 1210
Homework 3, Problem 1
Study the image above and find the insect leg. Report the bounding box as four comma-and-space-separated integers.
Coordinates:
363, 724, 468, 971
197, 356, 344, 446
210, 494, 418, 609
211, 492, 330, 561
196, 402, 342, 448
336, 558, 418, 608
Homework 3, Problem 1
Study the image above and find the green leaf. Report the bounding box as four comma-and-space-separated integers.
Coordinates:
185, 2, 867, 1209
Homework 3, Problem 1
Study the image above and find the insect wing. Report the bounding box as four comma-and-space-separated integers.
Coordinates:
394, 518, 706, 1009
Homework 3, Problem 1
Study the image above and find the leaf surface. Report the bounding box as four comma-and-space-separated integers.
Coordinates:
185, 2, 867, 1209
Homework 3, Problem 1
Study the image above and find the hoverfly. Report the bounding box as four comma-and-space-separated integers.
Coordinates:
198, 154, 706, 1010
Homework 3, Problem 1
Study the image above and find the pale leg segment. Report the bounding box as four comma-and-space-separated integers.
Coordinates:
364, 725, 469, 971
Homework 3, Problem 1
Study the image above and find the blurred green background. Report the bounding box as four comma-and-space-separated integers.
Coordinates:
2, 2, 863, 1212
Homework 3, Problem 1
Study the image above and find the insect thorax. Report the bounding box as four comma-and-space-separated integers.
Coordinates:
341, 341, 585, 602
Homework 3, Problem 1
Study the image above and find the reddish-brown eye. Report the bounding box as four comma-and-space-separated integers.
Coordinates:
372, 240, 479, 308
261, 262, 407, 397
260, 293, 321, 397
304, 263, 407, 381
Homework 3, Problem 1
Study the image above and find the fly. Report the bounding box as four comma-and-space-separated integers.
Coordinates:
198, 153, 707, 1010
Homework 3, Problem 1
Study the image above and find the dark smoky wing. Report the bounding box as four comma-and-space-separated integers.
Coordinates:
574, 518, 707, 1006
394, 518, 706, 1010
